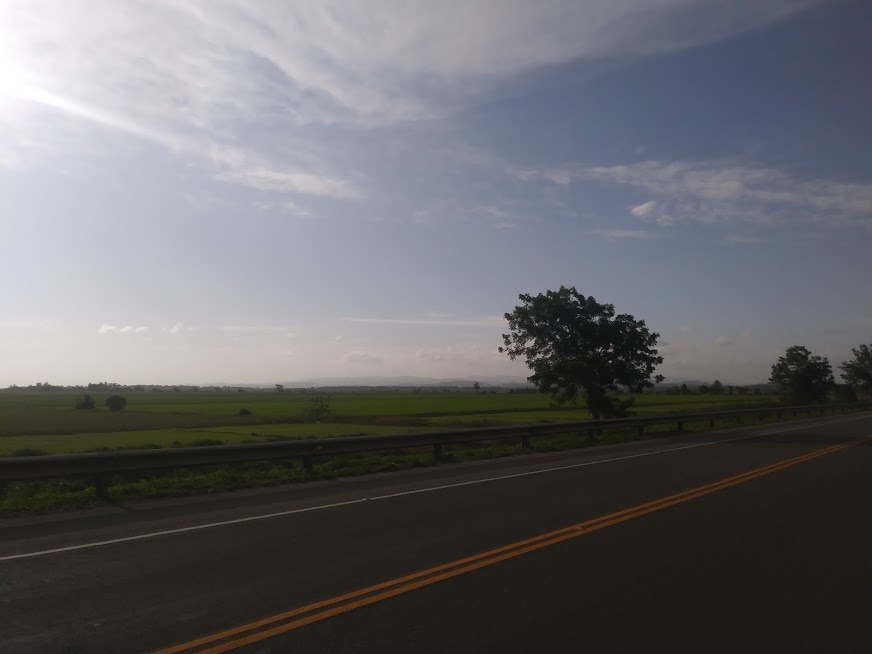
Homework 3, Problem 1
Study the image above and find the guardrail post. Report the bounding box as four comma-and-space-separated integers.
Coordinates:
302, 456, 314, 474
637, 425, 644, 437
777, 411, 783, 420
521, 435, 531, 449
94, 474, 110, 501
433, 443, 443, 458
676, 421, 684, 433
735, 416, 742, 425
709, 418, 715, 428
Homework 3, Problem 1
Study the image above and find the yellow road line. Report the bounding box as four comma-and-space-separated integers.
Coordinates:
153, 436, 869, 654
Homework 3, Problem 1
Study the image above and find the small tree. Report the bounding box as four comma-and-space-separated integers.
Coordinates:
680, 383, 690, 395
105, 395, 128, 412
710, 379, 725, 395
275, 384, 285, 393
75, 394, 96, 410
832, 384, 858, 403
472, 381, 481, 392
769, 345, 834, 405
839, 344, 872, 395
302, 395, 332, 422
499, 286, 663, 419
699, 384, 710, 394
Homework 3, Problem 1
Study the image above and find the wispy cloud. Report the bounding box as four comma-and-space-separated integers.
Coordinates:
97, 324, 149, 335
416, 345, 483, 365
592, 228, 660, 240
217, 168, 362, 200
713, 336, 733, 346
255, 199, 313, 218
0, 1, 815, 190
588, 160, 872, 227
165, 322, 200, 335
519, 159, 872, 228
723, 235, 762, 245
218, 325, 297, 336
342, 351, 383, 365
341, 316, 504, 327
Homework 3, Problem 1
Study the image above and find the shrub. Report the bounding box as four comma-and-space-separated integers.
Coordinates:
238, 408, 253, 416
75, 394, 97, 410
105, 395, 128, 412
10, 448, 51, 457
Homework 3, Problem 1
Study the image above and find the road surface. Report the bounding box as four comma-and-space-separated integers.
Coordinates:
2, 412, 871, 653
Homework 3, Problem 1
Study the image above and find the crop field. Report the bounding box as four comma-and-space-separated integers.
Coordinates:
0, 390, 782, 454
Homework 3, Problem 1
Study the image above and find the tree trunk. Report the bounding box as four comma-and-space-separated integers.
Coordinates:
584, 386, 606, 420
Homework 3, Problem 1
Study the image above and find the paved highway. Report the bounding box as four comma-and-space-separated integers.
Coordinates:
2, 412, 871, 653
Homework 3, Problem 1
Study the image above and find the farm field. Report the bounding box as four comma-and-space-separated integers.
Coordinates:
0, 391, 783, 454
0, 424, 435, 457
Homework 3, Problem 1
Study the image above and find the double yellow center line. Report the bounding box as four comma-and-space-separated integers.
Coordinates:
154, 435, 869, 654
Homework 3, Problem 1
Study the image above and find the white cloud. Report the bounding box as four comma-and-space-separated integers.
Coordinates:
592, 228, 659, 240
256, 200, 312, 218
219, 325, 297, 336
630, 200, 657, 218
169, 322, 185, 335
218, 168, 362, 200
520, 159, 872, 228
416, 345, 483, 365
341, 316, 504, 327
97, 324, 148, 335
713, 336, 733, 346
343, 351, 383, 365
587, 160, 872, 227
723, 235, 762, 245
0, 0, 815, 193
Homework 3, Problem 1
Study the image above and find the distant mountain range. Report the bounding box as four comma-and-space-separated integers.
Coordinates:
204, 376, 533, 389
197, 376, 773, 390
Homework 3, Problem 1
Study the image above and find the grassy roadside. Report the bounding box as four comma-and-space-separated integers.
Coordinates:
2, 407, 861, 516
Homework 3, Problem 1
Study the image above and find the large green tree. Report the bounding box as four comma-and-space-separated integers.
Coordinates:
499, 286, 663, 419
769, 345, 834, 405
839, 344, 872, 395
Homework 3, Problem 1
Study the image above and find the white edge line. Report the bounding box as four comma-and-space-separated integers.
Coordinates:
0, 413, 865, 563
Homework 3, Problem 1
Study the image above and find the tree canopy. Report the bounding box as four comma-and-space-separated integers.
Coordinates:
769, 345, 834, 405
839, 344, 872, 394
499, 286, 663, 419
105, 395, 128, 412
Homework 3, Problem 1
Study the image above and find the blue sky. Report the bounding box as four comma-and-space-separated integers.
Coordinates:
1, 0, 870, 386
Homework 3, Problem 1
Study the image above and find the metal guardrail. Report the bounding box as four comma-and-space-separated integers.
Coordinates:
1, 402, 868, 499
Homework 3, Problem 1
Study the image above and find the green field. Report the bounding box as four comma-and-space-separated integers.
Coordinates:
0, 390, 783, 455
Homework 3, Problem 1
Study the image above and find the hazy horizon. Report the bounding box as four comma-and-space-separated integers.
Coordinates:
2, 1, 870, 388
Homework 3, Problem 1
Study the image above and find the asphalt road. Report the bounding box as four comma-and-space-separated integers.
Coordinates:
2, 412, 871, 653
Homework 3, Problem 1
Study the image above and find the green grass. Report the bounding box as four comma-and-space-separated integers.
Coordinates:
0, 390, 784, 437
0, 424, 435, 456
